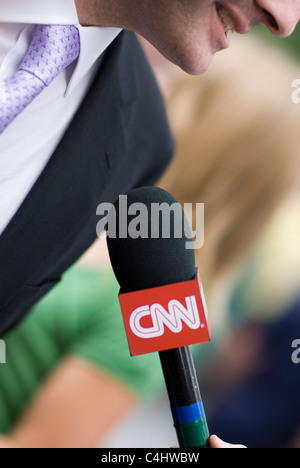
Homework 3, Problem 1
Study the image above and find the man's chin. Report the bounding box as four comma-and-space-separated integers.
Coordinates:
175, 51, 214, 76
147, 34, 216, 76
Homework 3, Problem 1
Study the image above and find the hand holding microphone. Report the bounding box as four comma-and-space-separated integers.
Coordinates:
106, 186, 211, 448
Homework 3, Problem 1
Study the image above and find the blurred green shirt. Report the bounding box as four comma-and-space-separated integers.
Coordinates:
0, 266, 163, 434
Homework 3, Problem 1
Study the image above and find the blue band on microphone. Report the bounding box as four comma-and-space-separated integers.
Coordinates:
171, 401, 205, 425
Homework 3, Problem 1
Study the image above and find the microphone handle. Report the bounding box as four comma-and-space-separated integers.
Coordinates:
159, 346, 210, 448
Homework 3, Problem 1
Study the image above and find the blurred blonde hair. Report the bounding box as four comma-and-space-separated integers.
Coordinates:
159, 35, 300, 291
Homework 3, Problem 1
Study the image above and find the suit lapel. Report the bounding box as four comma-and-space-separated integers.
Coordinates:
0, 31, 137, 309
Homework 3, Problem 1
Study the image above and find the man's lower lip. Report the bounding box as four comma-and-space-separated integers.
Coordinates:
215, 7, 230, 50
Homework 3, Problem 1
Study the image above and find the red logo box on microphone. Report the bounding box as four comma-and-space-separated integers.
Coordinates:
119, 270, 211, 356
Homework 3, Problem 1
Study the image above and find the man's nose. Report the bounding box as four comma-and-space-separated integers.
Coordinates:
257, 0, 300, 37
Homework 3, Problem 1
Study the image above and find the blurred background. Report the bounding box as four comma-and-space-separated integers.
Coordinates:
102, 24, 300, 449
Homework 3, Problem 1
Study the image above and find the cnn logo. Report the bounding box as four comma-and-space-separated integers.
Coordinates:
119, 276, 210, 356
130, 295, 202, 339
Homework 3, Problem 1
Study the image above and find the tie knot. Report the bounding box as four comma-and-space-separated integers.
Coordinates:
19, 25, 80, 87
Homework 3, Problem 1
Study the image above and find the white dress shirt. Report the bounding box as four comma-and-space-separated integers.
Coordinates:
0, 0, 121, 235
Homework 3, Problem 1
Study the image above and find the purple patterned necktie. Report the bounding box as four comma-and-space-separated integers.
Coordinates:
0, 25, 80, 135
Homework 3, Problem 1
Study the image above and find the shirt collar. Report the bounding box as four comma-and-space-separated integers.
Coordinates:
67, 26, 122, 96
0, 0, 122, 95
0, 0, 79, 24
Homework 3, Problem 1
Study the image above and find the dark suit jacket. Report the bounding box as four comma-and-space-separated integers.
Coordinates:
0, 31, 174, 336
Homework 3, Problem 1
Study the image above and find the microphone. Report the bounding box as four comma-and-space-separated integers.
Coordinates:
106, 186, 211, 448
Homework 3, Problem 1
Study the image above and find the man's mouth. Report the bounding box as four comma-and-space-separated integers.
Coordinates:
216, 3, 236, 35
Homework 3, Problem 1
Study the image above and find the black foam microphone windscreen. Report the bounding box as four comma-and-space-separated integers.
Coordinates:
107, 186, 196, 292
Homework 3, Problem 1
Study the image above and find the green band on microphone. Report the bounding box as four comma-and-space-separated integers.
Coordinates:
174, 417, 210, 448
